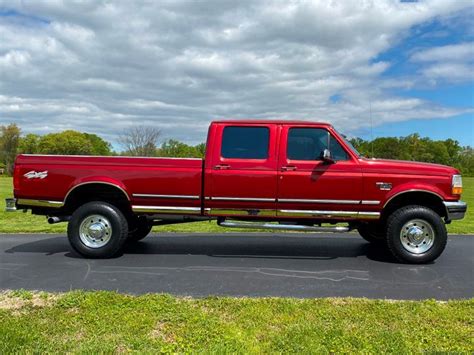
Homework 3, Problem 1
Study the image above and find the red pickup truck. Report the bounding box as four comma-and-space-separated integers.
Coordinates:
6, 120, 467, 263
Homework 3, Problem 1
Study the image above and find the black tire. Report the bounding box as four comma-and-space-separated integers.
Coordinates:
357, 222, 385, 245
127, 221, 153, 242
67, 201, 128, 258
385, 205, 447, 264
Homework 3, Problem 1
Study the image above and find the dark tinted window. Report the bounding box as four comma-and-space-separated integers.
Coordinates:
287, 128, 348, 161
330, 137, 349, 161
221, 126, 269, 159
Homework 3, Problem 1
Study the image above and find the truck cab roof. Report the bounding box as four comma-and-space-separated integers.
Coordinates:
211, 119, 332, 127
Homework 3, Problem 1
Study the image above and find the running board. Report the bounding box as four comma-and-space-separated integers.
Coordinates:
218, 220, 351, 233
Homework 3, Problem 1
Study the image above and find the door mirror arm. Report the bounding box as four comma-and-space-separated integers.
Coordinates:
321, 149, 335, 164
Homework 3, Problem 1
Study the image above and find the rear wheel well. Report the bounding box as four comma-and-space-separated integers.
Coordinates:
382, 191, 446, 220
64, 183, 131, 216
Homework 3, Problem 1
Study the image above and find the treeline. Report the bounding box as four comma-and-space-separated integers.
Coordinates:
1, 123, 473, 176
0, 124, 205, 175
349, 134, 474, 176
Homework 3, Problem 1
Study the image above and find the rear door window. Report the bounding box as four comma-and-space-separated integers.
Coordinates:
221, 126, 270, 159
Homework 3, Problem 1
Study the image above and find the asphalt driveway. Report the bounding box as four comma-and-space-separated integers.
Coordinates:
0, 233, 472, 300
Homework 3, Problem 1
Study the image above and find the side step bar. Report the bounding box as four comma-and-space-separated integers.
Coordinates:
218, 220, 351, 233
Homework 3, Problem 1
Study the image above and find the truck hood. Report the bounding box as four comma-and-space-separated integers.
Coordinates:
360, 158, 459, 176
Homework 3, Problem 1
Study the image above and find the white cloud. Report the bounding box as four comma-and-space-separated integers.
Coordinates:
0, 0, 472, 145
411, 42, 474, 83
411, 42, 473, 62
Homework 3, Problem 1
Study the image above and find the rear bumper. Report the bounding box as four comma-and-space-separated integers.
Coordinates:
444, 201, 467, 221
5, 198, 17, 212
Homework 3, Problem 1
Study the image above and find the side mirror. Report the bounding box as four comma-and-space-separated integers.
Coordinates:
321, 149, 335, 164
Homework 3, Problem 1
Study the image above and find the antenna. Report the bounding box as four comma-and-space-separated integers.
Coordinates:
370, 101, 374, 158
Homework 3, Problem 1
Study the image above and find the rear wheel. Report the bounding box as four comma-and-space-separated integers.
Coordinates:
357, 222, 385, 245
67, 201, 128, 258
385, 205, 447, 264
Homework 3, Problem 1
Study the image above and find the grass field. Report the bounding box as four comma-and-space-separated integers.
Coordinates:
0, 290, 472, 353
1, 176, 472, 234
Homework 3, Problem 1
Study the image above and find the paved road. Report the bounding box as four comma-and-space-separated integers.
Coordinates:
0, 233, 473, 300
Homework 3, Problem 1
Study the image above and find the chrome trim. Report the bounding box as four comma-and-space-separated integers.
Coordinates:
361, 200, 380, 205
278, 209, 358, 218
210, 197, 276, 202
219, 221, 350, 233
376, 182, 392, 191
278, 198, 360, 204
278, 209, 380, 219
207, 208, 276, 217
358, 212, 381, 219
17, 199, 64, 208
65, 181, 131, 202
383, 189, 444, 208
133, 194, 200, 200
443, 201, 467, 221
132, 205, 201, 214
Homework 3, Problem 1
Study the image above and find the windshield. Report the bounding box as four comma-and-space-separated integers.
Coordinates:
336, 130, 362, 158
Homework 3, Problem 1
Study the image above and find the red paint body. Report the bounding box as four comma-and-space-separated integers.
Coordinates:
13, 120, 461, 221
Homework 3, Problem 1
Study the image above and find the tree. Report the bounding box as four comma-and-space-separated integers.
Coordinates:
19, 133, 40, 154
119, 126, 161, 157
82, 133, 112, 156
37, 130, 93, 155
0, 123, 21, 175
158, 139, 206, 158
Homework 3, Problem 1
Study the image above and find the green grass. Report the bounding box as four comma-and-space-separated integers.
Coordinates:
1, 176, 473, 234
0, 290, 472, 353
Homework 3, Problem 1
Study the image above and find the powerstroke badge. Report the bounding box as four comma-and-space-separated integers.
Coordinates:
24, 171, 48, 179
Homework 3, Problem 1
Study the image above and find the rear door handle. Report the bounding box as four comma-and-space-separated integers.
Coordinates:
214, 164, 231, 170
281, 166, 297, 171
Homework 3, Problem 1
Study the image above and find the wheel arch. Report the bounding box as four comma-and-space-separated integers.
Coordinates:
382, 190, 447, 219
64, 180, 131, 214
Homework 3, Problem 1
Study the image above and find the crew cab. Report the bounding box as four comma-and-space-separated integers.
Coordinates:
6, 120, 467, 263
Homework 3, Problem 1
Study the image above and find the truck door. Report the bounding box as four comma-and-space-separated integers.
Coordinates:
204, 123, 279, 217
276, 125, 363, 219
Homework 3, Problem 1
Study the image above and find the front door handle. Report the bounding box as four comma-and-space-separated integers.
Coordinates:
281, 165, 297, 171
214, 164, 231, 170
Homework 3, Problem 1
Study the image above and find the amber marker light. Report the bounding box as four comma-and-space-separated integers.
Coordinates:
452, 174, 463, 195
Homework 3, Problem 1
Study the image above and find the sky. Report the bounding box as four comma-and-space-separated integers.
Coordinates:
0, 0, 473, 148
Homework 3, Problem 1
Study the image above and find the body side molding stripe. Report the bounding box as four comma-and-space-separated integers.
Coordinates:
210, 197, 276, 202
133, 194, 200, 200
278, 209, 380, 219
132, 206, 201, 214
278, 198, 360, 204
207, 198, 381, 205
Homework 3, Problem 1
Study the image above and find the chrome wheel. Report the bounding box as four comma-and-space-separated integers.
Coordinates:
79, 214, 112, 248
400, 219, 435, 254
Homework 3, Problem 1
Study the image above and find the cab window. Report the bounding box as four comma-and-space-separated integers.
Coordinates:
287, 128, 348, 161
221, 126, 269, 159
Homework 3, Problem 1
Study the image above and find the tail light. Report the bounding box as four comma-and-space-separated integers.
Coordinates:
452, 174, 462, 195
13, 163, 20, 190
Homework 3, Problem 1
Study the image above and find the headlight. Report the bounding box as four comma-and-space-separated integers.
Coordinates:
452, 174, 463, 195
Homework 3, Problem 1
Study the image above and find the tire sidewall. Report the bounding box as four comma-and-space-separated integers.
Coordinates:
386, 206, 447, 264
127, 221, 153, 242
68, 202, 128, 258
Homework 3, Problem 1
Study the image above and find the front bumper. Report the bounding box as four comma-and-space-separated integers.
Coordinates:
5, 198, 17, 212
444, 201, 467, 221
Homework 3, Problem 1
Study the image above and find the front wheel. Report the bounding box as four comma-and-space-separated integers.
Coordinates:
385, 205, 447, 264
67, 201, 129, 258
127, 220, 153, 242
